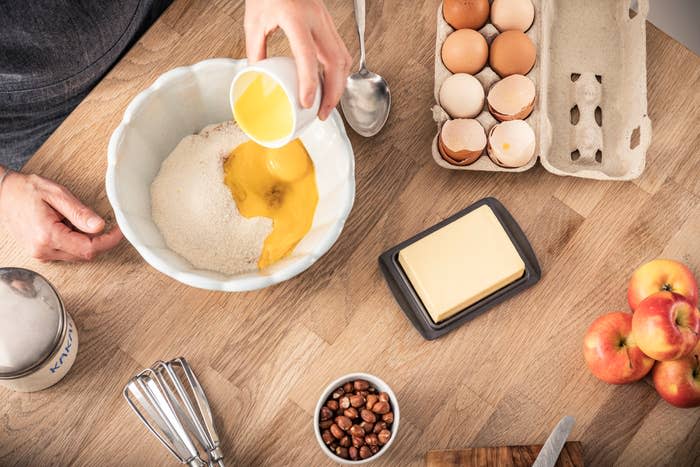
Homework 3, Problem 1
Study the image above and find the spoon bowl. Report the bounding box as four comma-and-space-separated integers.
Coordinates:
341, 69, 391, 137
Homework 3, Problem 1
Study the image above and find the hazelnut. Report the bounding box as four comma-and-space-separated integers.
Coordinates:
366, 394, 378, 410
320, 406, 333, 421
373, 421, 387, 434
361, 409, 377, 423
336, 415, 352, 431
322, 430, 333, 445
379, 392, 389, 402
360, 421, 374, 434
326, 400, 339, 411
371, 445, 379, 454
339, 396, 351, 410
382, 412, 394, 424
349, 446, 359, 460
352, 436, 364, 448
378, 429, 391, 445
340, 435, 351, 448
349, 394, 365, 408
343, 382, 353, 393
365, 433, 379, 446
344, 407, 359, 419
358, 390, 369, 397
372, 401, 390, 414
335, 446, 349, 459
349, 425, 365, 438
332, 387, 344, 399
330, 424, 344, 439
354, 379, 370, 391
359, 446, 372, 459
319, 419, 333, 430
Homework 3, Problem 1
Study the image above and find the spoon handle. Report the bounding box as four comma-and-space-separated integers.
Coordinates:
353, 0, 366, 71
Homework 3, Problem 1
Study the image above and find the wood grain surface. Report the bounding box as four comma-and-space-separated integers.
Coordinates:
1, 0, 699, 466
426, 442, 583, 467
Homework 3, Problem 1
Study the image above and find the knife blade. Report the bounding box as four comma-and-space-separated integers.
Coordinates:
532, 416, 576, 467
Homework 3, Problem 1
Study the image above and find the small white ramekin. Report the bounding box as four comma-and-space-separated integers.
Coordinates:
314, 373, 400, 464
231, 57, 321, 148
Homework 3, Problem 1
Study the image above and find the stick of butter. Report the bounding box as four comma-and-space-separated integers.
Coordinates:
398, 205, 525, 323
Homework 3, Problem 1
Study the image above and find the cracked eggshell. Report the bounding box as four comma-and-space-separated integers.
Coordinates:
438, 119, 487, 166
487, 74, 536, 121
439, 73, 485, 119
487, 120, 535, 168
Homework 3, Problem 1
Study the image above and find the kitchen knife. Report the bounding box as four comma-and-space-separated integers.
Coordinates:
532, 416, 576, 467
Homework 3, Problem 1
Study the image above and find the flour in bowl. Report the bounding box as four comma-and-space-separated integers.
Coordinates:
151, 121, 272, 275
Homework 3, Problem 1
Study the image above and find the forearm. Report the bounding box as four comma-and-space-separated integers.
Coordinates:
0, 165, 14, 200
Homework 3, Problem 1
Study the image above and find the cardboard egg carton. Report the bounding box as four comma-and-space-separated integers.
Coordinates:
432, 0, 652, 180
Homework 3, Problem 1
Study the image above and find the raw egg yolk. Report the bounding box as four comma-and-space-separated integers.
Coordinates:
233, 71, 293, 144
224, 139, 318, 269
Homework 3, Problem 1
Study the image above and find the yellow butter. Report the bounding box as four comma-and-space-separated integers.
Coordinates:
398, 205, 525, 323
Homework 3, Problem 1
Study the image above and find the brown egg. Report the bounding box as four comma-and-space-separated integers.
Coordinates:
441, 29, 489, 75
489, 30, 536, 77
443, 0, 490, 30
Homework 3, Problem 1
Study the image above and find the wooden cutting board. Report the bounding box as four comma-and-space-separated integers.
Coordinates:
426, 442, 583, 467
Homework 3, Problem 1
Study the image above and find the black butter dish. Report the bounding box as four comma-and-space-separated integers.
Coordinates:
379, 197, 540, 340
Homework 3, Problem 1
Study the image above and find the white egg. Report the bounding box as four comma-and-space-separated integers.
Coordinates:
439, 73, 485, 119
491, 0, 535, 33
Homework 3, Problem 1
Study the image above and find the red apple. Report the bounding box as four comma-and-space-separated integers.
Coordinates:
628, 259, 698, 311
583, 311, 654, 384
653, 340, 700, 408
632, 291, 700, 361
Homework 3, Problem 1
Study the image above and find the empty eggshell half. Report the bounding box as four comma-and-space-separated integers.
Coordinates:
487, 120, 535, 168
487, 74, 536, 121
439, 119, 487, 165
439, 73, 485, 119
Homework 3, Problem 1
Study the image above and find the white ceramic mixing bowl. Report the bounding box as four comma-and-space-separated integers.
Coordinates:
106, 59, 355, 291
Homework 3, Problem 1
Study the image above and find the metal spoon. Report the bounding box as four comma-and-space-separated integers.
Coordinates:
341, 0, 391, 137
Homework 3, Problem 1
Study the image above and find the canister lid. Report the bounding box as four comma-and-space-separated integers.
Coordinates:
0, 268, 65, 378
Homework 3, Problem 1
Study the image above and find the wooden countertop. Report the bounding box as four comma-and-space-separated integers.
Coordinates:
1, 1, 699, 465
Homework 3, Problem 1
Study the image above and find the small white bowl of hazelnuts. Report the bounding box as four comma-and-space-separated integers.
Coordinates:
314, 373, 400, 464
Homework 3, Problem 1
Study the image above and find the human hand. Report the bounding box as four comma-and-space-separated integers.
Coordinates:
0, 171, 123, 262
245, 0, 352, 120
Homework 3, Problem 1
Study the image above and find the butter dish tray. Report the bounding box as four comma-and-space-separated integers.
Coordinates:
379, 198, 540, 340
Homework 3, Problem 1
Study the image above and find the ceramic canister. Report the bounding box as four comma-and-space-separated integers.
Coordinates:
0, 268, 78, 392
